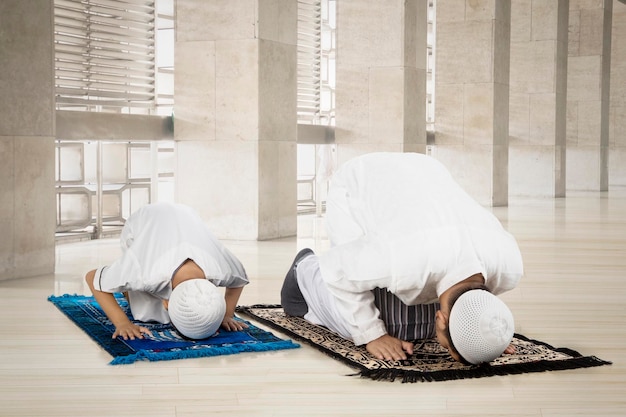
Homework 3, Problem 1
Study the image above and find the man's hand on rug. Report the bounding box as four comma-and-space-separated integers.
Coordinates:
221, 316, 249, 332
366, 334, 414, 361
113, 323, 151, 340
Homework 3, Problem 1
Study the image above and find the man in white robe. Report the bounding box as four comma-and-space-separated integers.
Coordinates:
281, 153, 523, 364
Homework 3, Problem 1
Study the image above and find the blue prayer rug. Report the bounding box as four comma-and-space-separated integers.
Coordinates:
48, 294, 299, 365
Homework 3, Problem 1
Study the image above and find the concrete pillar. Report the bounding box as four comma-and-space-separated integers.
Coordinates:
509, 0, 569, 198
609, 1, 625, 186
434, 0, 511, 206
0, 0, 56, 281
334, 0, 428, 166
174, 0, 297, 240
567, 0, 612, 191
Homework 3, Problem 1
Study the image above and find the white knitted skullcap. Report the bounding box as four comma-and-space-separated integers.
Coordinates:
448, 290, 514, 365
168, 279, 226, 340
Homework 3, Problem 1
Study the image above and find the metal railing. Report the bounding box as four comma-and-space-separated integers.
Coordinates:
55, 139, 174, 241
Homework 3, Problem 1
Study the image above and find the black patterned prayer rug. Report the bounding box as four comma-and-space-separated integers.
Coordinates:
236, 304, 611, 383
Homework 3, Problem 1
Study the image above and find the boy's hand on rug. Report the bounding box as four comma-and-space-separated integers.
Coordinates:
504, 343, 516, 355
366, 335, 414, 361
221, 316, 249, 332
113, 323, 152, 340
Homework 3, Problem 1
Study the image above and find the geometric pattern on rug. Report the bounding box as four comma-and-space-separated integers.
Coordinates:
48, 294, 299, 365
237, 304, 611, 383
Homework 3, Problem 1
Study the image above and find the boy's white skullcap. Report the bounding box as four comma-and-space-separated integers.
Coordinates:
449, 290, 514, 365
168, 279, 225, 339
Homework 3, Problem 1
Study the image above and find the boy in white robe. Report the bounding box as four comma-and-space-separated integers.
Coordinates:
85, 202, 249, 340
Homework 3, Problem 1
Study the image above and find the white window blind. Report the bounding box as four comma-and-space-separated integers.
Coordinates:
297, 0, 322, 124
54, 0, 156, 111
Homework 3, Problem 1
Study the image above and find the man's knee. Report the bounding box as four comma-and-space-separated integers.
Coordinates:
281, 258, 309, 317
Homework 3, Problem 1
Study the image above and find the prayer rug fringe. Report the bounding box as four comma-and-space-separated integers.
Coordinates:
355, 350, 612, 383
109, 339, 300, 365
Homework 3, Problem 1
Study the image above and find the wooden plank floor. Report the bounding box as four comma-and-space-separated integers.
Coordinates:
1, 190, 625, 417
